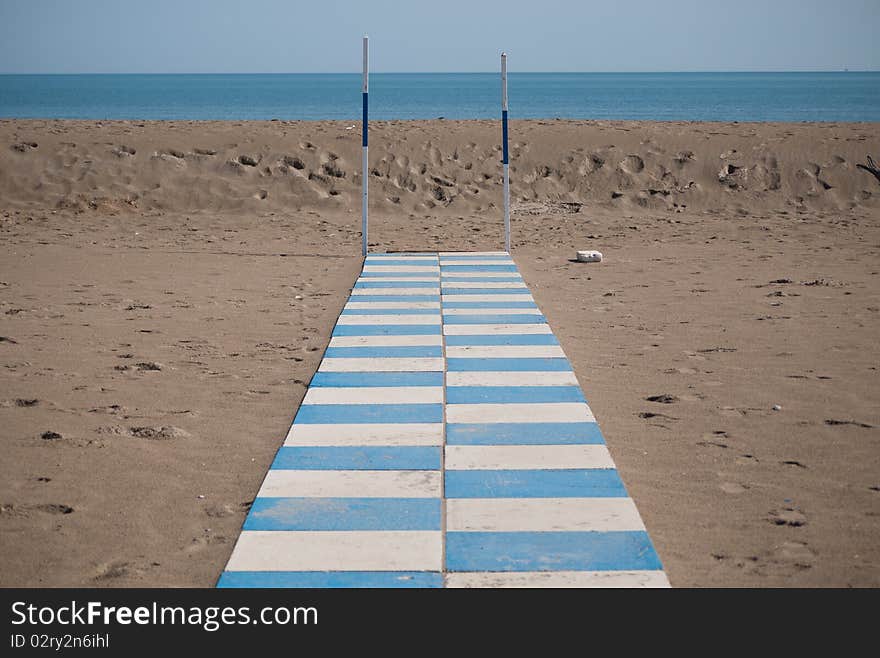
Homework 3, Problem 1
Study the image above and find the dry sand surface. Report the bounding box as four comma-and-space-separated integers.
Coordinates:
1, 118, 878, 587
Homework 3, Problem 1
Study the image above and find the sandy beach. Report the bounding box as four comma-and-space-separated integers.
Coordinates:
1, 118, 878, 587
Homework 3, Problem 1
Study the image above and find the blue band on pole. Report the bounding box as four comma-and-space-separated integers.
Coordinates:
501, 110, 509, 164
362, 92, 368, 147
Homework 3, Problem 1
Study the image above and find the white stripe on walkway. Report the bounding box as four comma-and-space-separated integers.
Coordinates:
447, 498, 645, 532
441, 260, 514, 266
441, 272, 523, 279
336, 315, 440, 325
443, 324, 551, 335
442, 308, 537, 315
441, 282, 527, 289
259, 469, 442, 498
358, 277, 439, 283
446, 571, 671, 588
446, 402, 595, 424
303, 386, 443, 405
318, 357, 444, 372
225, 531, 442, 572
439, 251, 508, 256
285, 423, 443, 446
361, 266, 439, 273
445, 444, 614, 470
442, 294, 535, 303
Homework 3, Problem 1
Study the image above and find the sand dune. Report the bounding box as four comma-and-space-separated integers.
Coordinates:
2, 119, 878, 217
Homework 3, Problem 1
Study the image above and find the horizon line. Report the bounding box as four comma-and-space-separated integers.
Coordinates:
0, 69, 877, 76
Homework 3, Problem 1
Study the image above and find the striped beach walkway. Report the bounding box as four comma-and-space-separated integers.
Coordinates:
218, 252, 668, 588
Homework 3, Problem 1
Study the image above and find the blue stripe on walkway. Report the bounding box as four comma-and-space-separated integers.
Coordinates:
443, 301, 537, 309
445, 469, 626, 498
443, 315, 545, 325
343, 295, 440, 302
310, 372, 444, 387
341, 308, 440, 315
446, 422, 605, 445
218, 571, 443, 588
272, 446, 442, 471
332, 325, 441, 336
439, 255, 511, 260
445, 532, 663, 572
324, 346, 443, 358
355, 281, 439, 288
447, 357, 570, 371
441, 265, 518, 272
445, 334, 558, 346
446, 386, 585, 404
244, 497, 441, 531
294, 403, 443, 424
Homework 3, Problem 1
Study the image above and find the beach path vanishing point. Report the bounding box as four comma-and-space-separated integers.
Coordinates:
217, 252, 669, 588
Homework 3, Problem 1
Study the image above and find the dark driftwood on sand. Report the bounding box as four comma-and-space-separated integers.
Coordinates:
856, 155, 880, 184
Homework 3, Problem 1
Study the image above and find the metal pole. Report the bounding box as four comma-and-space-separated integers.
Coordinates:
362, 36, 369, 257
501, 52, 510, 253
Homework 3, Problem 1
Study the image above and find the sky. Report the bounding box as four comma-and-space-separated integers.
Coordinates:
1, 0, 878, 73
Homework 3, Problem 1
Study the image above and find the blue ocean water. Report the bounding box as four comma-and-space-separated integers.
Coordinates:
0, 72, 877, 122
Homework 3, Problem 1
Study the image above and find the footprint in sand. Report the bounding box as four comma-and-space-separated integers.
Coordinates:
646, 393, 679, 403
126, 426, 190, 440
184, 533, 229, 554
824, 419, 873, 429
664, 367, 698, 375
720, 482, 749, 494
321, 161, 346, 178
12, 398, 39, 407
674, 151, 695, 165
0, 502, 73, 517
88, 404, 125, 415
154, 149, 185, 160
768, 506, 807, 527
638, 411, 678, 421
204, 501, 250, 518
281, 155, 305, 170
112, 145, 136, 157
10, 141, 38, 153
34, 503, 74, 515
93, 561, 133, 581
772, 541, 816, 567
93, 560, 159, 582
115, 361, 161, 373
619, 154, 645, 174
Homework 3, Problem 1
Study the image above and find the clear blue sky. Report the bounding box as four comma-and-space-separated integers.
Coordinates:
1, 0, 878, 73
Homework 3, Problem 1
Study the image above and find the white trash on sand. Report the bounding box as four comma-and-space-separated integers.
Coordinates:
576, 250, 603, 263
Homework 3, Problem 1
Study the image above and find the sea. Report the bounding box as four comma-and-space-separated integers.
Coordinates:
0, 72, 877, 122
